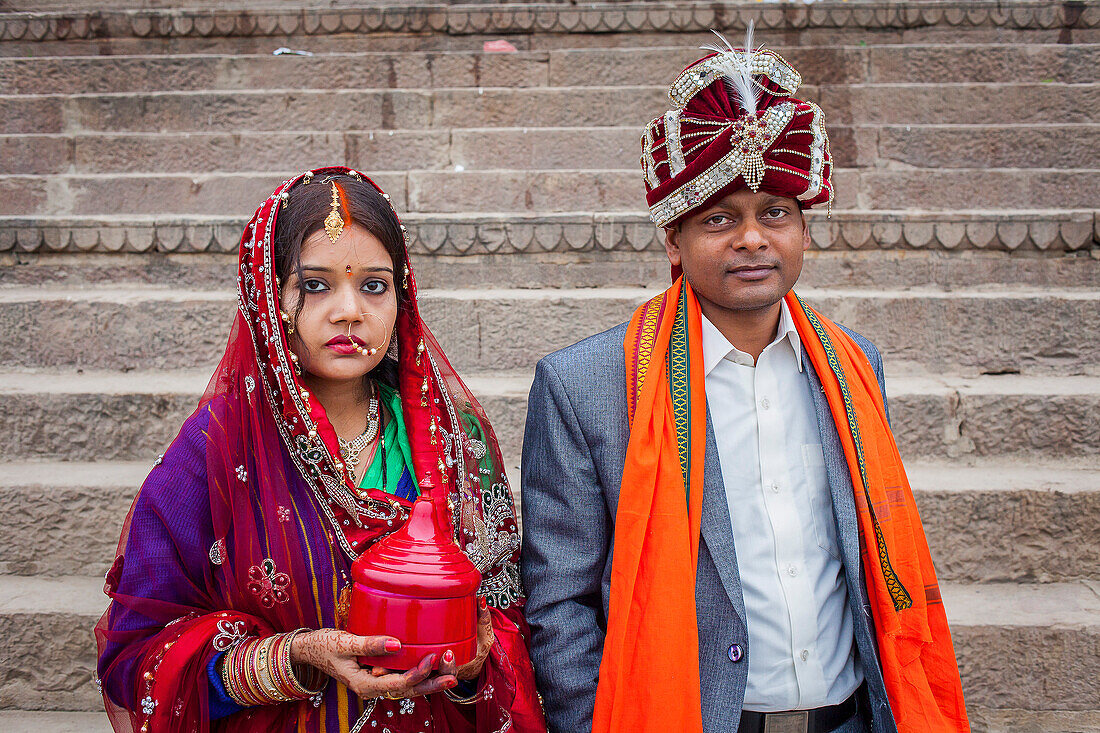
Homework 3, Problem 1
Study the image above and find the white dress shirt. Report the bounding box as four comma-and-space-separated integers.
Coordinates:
702, 301, 862, 712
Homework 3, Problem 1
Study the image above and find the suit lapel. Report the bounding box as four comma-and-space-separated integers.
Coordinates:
699, 406, 747, 624
802, 348, 865, 585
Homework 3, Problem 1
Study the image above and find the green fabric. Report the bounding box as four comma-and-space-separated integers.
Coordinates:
356, 382, 418, 499
457, 409, 497, 488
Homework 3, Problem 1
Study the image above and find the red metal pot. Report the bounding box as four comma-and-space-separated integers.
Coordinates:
347, 491, 481, 670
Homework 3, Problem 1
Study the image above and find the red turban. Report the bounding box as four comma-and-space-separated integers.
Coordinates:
642, 40, 834, 227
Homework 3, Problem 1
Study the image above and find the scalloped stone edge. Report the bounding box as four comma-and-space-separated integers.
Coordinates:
0, 1, 1096, 42
1, 211, 1096, 255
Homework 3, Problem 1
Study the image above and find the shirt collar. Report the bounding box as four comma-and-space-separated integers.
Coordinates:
701, 299, 804, 375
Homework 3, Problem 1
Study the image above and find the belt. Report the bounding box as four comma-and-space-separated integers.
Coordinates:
737, 689, 859, 733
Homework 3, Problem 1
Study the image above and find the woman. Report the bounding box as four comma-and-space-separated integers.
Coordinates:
95, 167, 547, 733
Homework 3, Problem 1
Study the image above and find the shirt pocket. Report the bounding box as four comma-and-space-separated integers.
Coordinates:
803, 443, 842, 562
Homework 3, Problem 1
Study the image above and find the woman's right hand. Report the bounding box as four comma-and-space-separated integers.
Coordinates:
290, 629, 457, 700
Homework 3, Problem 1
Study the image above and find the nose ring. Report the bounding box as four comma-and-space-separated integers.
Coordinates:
347, 312, 388, 357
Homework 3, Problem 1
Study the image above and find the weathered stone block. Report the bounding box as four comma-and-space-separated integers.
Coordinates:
876, 124, 1100, 169
75, 131, 328, 174
957, 386, 1100, 457
860, 169, 1100, 210
869, 44, 1100, 84
68, 89, 433, 133
407, 170, 643, 213
911, 465, 1100, 583
430, 87, 666, 129
820, 83, 1100, 125
953, 612, 1100, 710
449, 127, 637, 171
0, 96, 63, 135
0, 478, 134, 577
31, 172, 407, 216
0, 135, 70, 175
0, 177, 51, 216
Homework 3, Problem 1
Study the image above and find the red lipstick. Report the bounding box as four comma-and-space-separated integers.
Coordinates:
325, 334, 368, 355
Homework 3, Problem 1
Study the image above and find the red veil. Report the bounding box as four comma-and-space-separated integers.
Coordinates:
95, 167, 545, 732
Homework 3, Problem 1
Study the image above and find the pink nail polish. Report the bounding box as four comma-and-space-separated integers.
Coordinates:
443, 650, 454, 663
384, 639, 401, 653
479, 597, 488, 611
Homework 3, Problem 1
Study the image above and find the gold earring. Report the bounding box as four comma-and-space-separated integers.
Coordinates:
402, 264, 409, 291
280, 311, 294, 336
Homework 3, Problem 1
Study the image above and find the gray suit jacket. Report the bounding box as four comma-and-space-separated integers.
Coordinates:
520, 321, 900, 733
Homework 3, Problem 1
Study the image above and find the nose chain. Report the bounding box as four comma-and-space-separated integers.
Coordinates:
338, 392, 380, 473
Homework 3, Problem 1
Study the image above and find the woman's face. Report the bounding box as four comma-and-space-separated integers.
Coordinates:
280, 223, 398, 391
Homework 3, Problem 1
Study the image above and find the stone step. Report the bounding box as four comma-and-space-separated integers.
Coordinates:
3, 167, 1099, 216
907, 461, 1100, 584
0, 462, 142, 577
3, 83, 1093, 136
1, 1, 1094, 52
3, 210, 1095, 256
6, 123, 1098, 176
2, 574, 1095, 713
967, 707, 1100, 733
943, 581, 1100, 716
0, 370, 1096, 465
1, 459, 1095, 584
0, 712, 111, 733
1, 285, 1096, 375
2, 43, 1095, 96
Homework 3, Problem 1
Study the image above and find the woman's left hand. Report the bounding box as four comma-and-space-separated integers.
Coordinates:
439, 602, 496, 680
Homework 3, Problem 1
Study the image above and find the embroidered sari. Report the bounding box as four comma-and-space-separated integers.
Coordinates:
95, 167, 546, 733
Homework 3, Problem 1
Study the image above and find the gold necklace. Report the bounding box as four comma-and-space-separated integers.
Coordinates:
338, 394, 380, 473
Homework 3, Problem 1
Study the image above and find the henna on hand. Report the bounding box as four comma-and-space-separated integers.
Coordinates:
455, 605, 495, 680
290, 629, 457, 700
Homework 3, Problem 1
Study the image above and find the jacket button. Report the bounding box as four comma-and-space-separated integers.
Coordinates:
727, 644, 743, 663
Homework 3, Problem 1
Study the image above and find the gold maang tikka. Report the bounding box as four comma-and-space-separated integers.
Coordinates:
324, 182, 344, 244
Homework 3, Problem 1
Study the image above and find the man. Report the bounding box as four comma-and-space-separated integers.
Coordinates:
520, 36, 969, 733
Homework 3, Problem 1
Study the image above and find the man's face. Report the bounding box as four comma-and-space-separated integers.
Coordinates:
664, 189, 810, 314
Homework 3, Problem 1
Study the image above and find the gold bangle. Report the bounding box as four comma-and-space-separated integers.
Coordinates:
270, 632, 301, 701
224, 637, 265, 707
279, 629, 325, 698
223, 632, 327, 707
242, 638, 270, 706
256, 635, 285, 702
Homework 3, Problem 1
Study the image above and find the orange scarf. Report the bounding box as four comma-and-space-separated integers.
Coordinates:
592, 280, 969, 733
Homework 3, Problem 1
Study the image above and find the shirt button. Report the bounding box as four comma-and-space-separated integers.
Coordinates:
800, 649, 809, 661
787, 564, 799, 577
769, 481, 780, 493
727, 644, 744, 663
760, 398, 771, 410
